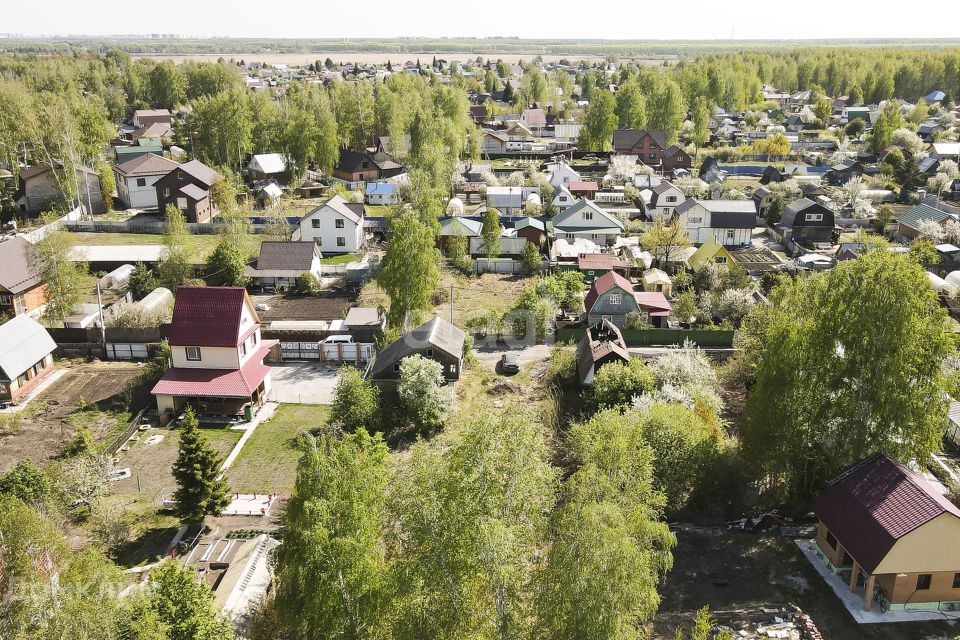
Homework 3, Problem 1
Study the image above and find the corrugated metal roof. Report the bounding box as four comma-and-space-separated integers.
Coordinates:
814, 454, 960, 574
0, 237, 42, 294
250, 153, 287, 175
169, 286, 255, 347
367, 317, 464, 378
0, 315, 56, 380
151, 345, 274, 398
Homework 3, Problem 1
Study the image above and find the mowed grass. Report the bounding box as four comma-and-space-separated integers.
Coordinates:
225, 404, 330, 494
67, 231, 261, 261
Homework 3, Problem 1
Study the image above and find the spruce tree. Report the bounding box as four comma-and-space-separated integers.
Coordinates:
172, 408, 230, 523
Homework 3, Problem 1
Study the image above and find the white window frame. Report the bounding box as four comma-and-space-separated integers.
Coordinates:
609, 293, 622, 305
185, 347, 202, 361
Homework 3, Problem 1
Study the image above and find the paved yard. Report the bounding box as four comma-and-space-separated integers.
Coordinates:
268, 362, 342, 405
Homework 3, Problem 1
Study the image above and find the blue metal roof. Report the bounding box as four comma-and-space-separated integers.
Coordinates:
366, 182, 396, 194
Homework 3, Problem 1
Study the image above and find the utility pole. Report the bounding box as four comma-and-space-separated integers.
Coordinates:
96, 281, 107, 350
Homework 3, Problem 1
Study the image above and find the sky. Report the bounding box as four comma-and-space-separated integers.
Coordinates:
4, 0, 960, 41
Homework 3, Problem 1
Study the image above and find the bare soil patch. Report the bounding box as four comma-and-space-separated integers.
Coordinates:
0, 362, 144, 472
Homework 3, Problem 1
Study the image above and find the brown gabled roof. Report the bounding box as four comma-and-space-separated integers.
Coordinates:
20, 160, 97, 181
255, 241, 318, 271
814, 454, 960, 574
115, 153, 180, 178
178, 159, 220, 186
584, 270, 634, 311
0, 237, 42, 294
168, 286, 259, 348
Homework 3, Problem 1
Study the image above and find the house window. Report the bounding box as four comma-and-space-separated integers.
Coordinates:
666, 195, 677, 203
825, 531, 837, 550
609, 293, 622, 305
177, 171, 184, 179
566, 233, 575, 240
393, 363, 400, 372
164, 188, 170, 197
917, 574, 932, 590
714, 256, 728, 264
312, 219, 321, 228
591, 234, 599, 240
953, 573, 960, 589
583, 211, 593, 220
335, 219, 344, 228
362, 161, 369, 169
427, 348, 434, 357
450, 364, 458, 375
726, 229, 735, 240
186, 347, 201, 361
0, 294, 10, 305
337, 237, 345, 247
240, 342, 247, 356
805, 213, 823, 222
136, 178, 147, 187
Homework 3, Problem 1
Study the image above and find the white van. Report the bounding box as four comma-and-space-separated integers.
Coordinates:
322, 335, 355, 345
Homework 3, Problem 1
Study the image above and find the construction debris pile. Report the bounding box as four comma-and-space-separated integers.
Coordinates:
710, 605, 823, 640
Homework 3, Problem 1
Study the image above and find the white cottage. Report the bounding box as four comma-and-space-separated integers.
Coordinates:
298, 195, 365, 253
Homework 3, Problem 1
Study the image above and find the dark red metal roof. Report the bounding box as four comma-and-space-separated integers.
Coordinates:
168, 286, 256, 347
151, 342, 275, 398
814, 454, 960, 574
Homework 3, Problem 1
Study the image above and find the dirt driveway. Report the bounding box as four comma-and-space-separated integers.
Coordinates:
267, 362, 341, 405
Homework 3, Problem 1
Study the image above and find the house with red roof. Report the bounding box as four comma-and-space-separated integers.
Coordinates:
151, 286, 277, 417
584, 271, 671, 329
813, 454, 960, 611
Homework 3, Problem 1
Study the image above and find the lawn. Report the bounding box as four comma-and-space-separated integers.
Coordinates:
67, 231, 261, 261
225, 404, 330, 494
320, 252, 361, 265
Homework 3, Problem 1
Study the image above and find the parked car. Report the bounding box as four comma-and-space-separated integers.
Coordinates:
500, 353, 520, 374
322, 335, 355, 344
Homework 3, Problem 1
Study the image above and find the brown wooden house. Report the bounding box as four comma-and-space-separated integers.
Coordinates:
154, 159, 222, 223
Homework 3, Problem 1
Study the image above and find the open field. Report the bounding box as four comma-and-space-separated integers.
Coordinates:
226, 404, 329, 494
67, 231, 260, 261
358, 269, 535, 330
652, 530, 957, 640
0, 362, 145, 473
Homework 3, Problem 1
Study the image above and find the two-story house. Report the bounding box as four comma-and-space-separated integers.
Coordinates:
151, 286, 277, 417
778, 198, 838, 248
133, 108, 173, 129
298, 194, 365, 253
584, 271, 671, 329
547, 161, 581, 189
612, 129, 669, 168
672, 199, 756, 246
15, 161, 104, 215
114, 154, 181, 210
646, 181, 686, 219
0, 237, 47, 318
552, 200, 624, 246
551, 185, 576, 212
154, 159, 222, 223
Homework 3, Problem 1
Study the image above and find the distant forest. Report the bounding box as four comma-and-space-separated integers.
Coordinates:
2, 37, 960, 58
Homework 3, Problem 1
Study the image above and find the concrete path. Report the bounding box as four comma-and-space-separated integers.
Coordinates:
795, 539, 957, 623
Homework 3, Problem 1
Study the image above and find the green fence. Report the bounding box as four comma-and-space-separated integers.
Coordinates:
555, 326, 734, 348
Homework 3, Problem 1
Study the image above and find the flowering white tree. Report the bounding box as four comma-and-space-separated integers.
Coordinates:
843, 176, 873, 218
398, 355, 456, 431
643, 340, 723, 415
891, 128, 926, 154
479, 169, 500, 187
609, 155, 640, 182
916, 218, 947, 244
504, 171, 526, 187
929, 172, 954, 198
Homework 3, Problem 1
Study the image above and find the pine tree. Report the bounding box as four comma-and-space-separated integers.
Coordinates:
172, 407, 230, 523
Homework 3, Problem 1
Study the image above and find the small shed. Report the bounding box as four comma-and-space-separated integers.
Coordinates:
641, 268, 673, 297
